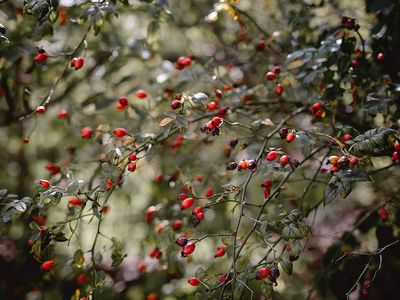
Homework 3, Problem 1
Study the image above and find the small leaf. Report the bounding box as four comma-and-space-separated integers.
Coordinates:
73, 249, 85, 269
160, 117, 174, 127
280, 259, 293, 275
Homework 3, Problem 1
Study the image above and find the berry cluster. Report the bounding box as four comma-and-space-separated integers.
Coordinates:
255, 265, 280, 283
261, 179, 272, 198
391, 142, 400, 161
191, 206, 204, 227
171, 93, 182, 110
200, 116, 223, 136
180, 193, 195, 210
175, 237, 195, 257
227, 159, 257, 171
310, 102, 325, 119
127, 153, 137, 172
116, 96, 129, 110
266, 150, 299, 169
265, 66, 283, 95
327, 155, 359, 172
175, 55, 192, 70
278, 128, 296, 143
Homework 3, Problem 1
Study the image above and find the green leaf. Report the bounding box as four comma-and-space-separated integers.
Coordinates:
73, 249, 85, 268
261, 282, 273, 297
325, 178, 339, 205
350, 127, 400, 156
280, 259, 293, 275
111, 237, 126, 267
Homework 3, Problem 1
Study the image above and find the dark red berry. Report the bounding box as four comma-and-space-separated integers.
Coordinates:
379, 207, 388, 222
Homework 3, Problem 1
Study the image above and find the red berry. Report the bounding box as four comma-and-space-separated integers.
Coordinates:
101, 206, 109, 214
349, 156, 359, 167
394, 143, 400, 152
286, 132, 296, 143
256, 39, 266, 51
266, 71, 277, 81
330, 165, 339, 172
116, 102, 126, 110
263, 188, 271, 198
145, 206, 157, 224
392, 151, 399, 161
181, 197, 195, 209
57, 108, 68, 119
181, 243, 196, 257
177, 56, 192, 67
266, 151, 278, 161
214, 246, 226, 258
192, 206, 203, 215
137, 261, 146, 272
379, 207, 388, 222
129, 154, 137, 161
119, 97, 128, 107
34, 52, 48, 63
275, 83, 284, 95
377, 53, 385, 60
149, 248, 162, 259
206, 121, 215, 130
23, 137, 30, 144
70, 57, 84, 70
196, 212, 205, 221
171, 220, 183, 231
155, 174, 163, 183
135, 89, 148, 99
68, 197, 82, 206
41, 260, 55, 271
81, 127, 93, 139
272, 66, 281, 74
175, 237, 188, 246
76, 274, 88, 285
220, 273, 227, 283
256, 267, 270, 280
179, 193, 187, 200
237, 160, 249, 171
45, 163, 60, 175
211, 116, 222, 126
262, 180, 271, 188
215, 89, 223, 98
114, 128, 127, 137
188, 277, 200, 286
36, 106, 46, 113
280, 155, 290, 167
39, 179, 51, 189
312, 103, 322, 111
205, 187, 214, 198
218, 107, 229, 117
171, 99, 181, 110
342, 134, 352, 141
80, 298, 88, 300
127, 162, 136, 172
207, 101, 218, 110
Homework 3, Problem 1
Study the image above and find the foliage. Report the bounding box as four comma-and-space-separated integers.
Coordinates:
0, 0, 400, 299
